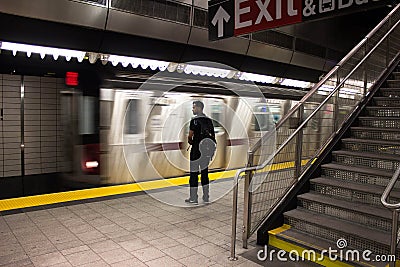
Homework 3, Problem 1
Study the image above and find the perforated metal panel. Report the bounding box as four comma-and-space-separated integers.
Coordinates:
300, 199, 391, 232
79, 0, 106, 5
351, 128, 400, 141
366, 108, 400, 117
193, 7, 207, 28
295, 38, 326, 58
311, 183, 384, 206
359, 118, 400, 128
333, 154, 400, 172
374, 98, 400, 106
252, 30, 294, 50
387, 80, 400, 88
381, 89, 400, 97
111, 0, 191, 24
342, 141, 400, 155
286, 217, 396, 257
322, 168, 393, 187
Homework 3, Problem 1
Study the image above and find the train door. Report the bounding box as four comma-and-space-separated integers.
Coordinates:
60, 90, 80, 177
145, 93, 190, 179
203, 98, 226, 169
107, 90, 152, 183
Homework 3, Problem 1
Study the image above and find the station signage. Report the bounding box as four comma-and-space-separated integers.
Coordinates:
65, 72, 79, 86
209, 0, 391, 40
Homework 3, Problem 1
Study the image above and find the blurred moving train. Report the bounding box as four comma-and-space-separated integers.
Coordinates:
63, 75, 307, 186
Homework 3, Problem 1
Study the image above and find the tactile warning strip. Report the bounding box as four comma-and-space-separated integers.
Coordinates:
0, 170, 238, 211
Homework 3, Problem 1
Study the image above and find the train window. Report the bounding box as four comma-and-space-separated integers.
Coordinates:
79, 96, 96, 135
210, 104, 223, 131
269, 105, 281, 123
254, 105, 273, 131
254, 114, 272, 131
125, 99, 139, 134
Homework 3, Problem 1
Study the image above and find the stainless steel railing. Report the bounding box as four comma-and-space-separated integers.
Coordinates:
230, 3, 400, 261
381, 166, 400, 267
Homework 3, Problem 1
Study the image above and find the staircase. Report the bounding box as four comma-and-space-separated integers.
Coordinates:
268, 68, 400, 266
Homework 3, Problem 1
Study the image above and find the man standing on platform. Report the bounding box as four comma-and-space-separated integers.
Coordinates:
186, 100, 216, 205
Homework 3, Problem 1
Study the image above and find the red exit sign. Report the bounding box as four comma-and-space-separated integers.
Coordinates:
234, 0, 302, 35
65, 72, 79, 86
209, 0, 391, 41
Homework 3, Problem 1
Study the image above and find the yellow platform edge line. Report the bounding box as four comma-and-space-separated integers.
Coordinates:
0, 158, 315, 212
0, 169, 237, 211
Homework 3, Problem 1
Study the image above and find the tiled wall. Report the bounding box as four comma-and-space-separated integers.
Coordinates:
1, 75, 21, 178
0, 74, 69, 178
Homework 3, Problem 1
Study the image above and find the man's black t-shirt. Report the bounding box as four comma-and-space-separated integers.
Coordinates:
189, 115, 215, 151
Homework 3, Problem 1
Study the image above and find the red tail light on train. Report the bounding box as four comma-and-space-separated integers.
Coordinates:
81, 144, 100, 174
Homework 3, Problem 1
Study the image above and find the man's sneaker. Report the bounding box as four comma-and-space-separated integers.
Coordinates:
185, 198, 198, 204
203, 196, 210, 203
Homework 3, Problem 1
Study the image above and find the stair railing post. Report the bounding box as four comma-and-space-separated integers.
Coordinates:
242, 152, 254, 249
294, 105, 304, 178
333, 70, 340, 132
229, 173, 240, 261
386, 16, 391, 68
390, 209, 399, 267
363, 40, 368, 96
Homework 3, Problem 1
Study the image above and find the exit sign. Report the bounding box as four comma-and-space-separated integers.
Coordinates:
209, 0, 392, 41
65, 72, 79, 86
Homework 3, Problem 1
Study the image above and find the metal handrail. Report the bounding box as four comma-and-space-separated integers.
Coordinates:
230, 3, 400, 261
251, 3, 400, 153
381, 166, 400, 210
381, 166, 400, 267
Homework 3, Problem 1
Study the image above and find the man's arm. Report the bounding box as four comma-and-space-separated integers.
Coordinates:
209, 119, 216, 139
188, 130, 194, 145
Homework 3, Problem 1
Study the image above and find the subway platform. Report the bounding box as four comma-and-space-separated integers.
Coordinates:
0, 179, 268, 267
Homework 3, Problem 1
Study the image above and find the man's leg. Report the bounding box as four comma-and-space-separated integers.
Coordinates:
187, 160, 199, 203
200, 157, 210, 202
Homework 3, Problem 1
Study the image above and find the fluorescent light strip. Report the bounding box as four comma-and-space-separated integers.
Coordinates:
0, 41, 86, 62
281, 78, 311, 88
2, 40, 357, 90
239, 72, 276, 83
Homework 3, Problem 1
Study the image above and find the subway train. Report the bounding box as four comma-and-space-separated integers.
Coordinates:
64, 74, 309, 186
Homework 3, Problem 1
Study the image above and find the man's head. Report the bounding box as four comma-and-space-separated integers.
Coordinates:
192, 100, 204, 115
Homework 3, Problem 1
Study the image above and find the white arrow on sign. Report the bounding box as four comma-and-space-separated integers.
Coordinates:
211, 6, 231, 38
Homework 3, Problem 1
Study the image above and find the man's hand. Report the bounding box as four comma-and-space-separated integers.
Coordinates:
188, 130, 194, 145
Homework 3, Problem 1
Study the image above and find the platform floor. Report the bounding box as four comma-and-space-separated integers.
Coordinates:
0, 180, 267, 267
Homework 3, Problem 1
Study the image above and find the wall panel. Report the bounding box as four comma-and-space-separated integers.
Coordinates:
2, 75, 21, 177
